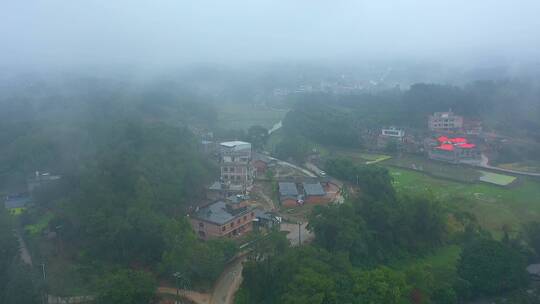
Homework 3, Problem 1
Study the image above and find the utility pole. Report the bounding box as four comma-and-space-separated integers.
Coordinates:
298, 222, 303, 245
173, 272, 182, 304
41, 263, 46, 304
173, 272, 189, 304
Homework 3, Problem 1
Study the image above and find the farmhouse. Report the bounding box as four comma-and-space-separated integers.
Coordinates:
190, 195, 256, 240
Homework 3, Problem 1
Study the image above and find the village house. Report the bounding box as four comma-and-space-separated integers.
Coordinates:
190, 194, 257, 240
426, 136, 481, 164
278, 182, 300, 208
377, 126, 406, 149
302, 181, 326, 204
381, 127, 405, 139
219, 141, 254, 186
4, 192, 31, 215
428, 111, 464, 132
206, 141, 254, 199
252, 153, 277, 178
206, 181, 244, 201
278, 178, 339, 207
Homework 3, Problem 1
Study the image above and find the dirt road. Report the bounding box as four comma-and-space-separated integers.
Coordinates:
210, 256, 245, 304
157, 287, 211, 304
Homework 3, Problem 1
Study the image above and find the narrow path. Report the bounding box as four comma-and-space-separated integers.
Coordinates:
268, 120, 282, 135
16, 229, 32, 265
157, 287, 210, 304
210, 256, 245, 304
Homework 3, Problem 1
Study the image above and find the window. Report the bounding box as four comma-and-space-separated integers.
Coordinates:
222, 226, 226, 231
198, 222, 204, 228
237, 219, 241, 224
231, 222, 234, 228
243, 215, 247, 221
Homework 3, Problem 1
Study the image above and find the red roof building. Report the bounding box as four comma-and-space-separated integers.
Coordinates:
429, 136, 480, 164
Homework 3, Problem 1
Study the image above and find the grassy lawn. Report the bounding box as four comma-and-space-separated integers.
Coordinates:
215, 102, 288, 130
389, 167, 540, 235
386, 154, 481, 183
331, 149, 391, 164
479, 170, 517, 186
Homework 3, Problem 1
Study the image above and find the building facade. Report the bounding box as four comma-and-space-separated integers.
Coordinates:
428, 111, 464, 132
381, 127, 405, 139
219, 141, 254, 186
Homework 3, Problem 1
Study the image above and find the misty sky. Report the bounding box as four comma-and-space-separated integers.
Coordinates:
1, 0, 539, 67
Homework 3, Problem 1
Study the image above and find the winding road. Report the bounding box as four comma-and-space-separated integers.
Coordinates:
479, 154, 540, 177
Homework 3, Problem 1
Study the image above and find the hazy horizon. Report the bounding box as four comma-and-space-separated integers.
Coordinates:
1, 0, 539, 69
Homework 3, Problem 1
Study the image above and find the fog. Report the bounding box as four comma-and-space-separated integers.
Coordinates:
1, 0, 540, 68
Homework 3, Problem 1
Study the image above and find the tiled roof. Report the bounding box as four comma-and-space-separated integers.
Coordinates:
278, 182, 298, 196
192, 201, 251, 225
302, 182, 326, 196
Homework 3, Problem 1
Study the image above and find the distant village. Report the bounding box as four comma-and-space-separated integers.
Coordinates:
374, 110, 485, 165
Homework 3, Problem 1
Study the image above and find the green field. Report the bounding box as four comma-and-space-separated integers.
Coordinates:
215, 103, 288, 130
386, 154, 481, 183
332, 149, 392, 164
479, 170, 517, 186
389, 168, 540, 235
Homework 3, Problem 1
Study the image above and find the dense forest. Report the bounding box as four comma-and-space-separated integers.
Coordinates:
0, 77, 239, 302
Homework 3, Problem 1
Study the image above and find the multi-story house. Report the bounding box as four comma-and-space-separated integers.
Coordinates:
190, 195, 256, 240
428, 111, 464, 132
219, 141, 254, 186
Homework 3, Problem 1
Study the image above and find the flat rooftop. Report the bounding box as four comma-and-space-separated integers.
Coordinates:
220, 141, 251, 148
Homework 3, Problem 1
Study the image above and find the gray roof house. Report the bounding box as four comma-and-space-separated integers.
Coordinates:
302, 182, 326, 196
4, 193, 32, 209
278, 182, 299, 199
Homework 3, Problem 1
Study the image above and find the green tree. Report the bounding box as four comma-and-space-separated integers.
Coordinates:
352, 267, 411, 304
246, 125, 269, 150
0, 207, 19, 300
95, 269, 156, 304
457, 238, 529, 297
523, 221, 540, 257
2, 262, 41, 304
